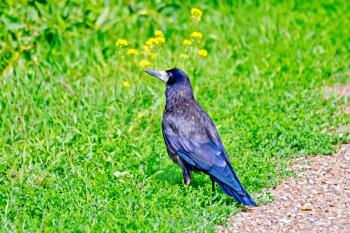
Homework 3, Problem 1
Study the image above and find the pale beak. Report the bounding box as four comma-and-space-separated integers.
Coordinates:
144, 70, 169, 83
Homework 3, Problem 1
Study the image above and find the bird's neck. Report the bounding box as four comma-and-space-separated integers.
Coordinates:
165, 85, 194, 110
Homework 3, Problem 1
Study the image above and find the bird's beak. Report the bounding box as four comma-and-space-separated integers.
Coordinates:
144, 70, 169, 83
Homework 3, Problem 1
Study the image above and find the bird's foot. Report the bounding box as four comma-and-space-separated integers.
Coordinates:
184, 177, 191, 185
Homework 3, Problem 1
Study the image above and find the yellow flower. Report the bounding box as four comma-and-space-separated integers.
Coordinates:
180, 53, 189, 59
154, 30, 164, 37
155, 36, 165, 44
116, 39, 128, 48
182, 39, 192, 46
146, 36, 165, 46
137, 112, 146, 119
142, 45, 150, 53
191, 8, 202, 17
198, 49, 208, 57
139, 59, 151, 68
191, 8, 202, 22
123, 81, 131, 88
191, 31, 203, 40
146, 38, 157, 46
127, 49, 138, 55
149, 53, 158, 59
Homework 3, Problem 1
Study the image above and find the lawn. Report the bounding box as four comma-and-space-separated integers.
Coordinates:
0, 1, 349, 232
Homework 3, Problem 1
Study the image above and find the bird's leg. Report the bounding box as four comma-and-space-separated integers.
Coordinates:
183, 168, 192, 185
177, 158, 191, 185
210, 177, 215, 192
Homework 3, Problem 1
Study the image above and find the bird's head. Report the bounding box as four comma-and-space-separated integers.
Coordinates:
144, 67, 194, 101
144, 67, 187, 85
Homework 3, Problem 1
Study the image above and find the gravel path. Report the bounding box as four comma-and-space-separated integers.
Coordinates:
218, 145, 350, 233
332, 84, 350, 97
324, 83, 350, 98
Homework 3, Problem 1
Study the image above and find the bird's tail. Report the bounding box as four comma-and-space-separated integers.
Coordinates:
210, 163, 257, 206
215, 178, 256, 206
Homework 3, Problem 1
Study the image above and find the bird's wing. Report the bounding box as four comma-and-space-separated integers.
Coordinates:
162, 113, 245, 195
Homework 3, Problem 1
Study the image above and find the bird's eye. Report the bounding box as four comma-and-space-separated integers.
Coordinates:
166, 73, 176, 85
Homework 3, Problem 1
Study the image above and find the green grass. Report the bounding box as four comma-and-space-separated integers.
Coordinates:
0, 0, 350, 232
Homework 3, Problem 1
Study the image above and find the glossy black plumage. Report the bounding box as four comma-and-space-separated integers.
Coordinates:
146, 68, 256, 206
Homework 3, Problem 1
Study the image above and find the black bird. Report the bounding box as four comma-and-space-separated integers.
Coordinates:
145, 68, 256, 206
